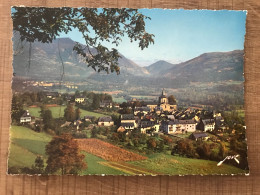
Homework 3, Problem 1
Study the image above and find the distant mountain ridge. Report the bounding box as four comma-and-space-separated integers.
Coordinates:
13, 37, 149, 81
13, 36, 244, 86
162, 50, 244, 82
145, 60, 176, 76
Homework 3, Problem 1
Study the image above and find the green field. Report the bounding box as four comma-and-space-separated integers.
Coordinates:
8, 126, 52, 168
112, 97, 126, 103
27, 106, 107, 118
224, 109, 245, 118
130, 95, 157, 100
80, 152, 126, 175
128, 153, 247, 175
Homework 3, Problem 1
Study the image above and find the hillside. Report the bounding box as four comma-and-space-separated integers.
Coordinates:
162, 50, 244, 82
146, 60, 176, 75
8, 126, 52, 168
13, 36, 149, 81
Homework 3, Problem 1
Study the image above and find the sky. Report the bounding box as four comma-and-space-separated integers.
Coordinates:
59, 9, 247, 66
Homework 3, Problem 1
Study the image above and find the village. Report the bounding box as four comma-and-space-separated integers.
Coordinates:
18, 89, 227, 140
15, 88, 245, 147
9, 86, 248, 176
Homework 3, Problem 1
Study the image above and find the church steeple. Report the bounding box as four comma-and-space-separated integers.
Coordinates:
159, 89, 168, 104
162, 88, 166, 96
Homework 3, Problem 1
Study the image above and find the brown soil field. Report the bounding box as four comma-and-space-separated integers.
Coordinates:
76, 138, 147, 162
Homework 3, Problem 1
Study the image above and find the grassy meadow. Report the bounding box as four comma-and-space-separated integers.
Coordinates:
80, 152, 126, 175
224, 109, 245, 118
8, 126, 52, 168
27, 106, 107, 118
128, 153, 246, 175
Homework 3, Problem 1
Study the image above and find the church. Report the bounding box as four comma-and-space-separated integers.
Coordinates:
146, 89, 177, 112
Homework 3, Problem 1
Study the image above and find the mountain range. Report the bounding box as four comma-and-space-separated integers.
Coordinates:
13, 37, 244, 87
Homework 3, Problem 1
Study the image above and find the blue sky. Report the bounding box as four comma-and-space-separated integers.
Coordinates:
59, 9, 247, 66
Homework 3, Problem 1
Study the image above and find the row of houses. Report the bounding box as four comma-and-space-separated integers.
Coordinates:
117, 108, 224, 135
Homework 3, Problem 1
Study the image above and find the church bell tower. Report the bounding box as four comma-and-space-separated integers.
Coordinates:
159, 89, 168, 104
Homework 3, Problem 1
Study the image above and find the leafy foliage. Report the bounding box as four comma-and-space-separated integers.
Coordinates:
64, 104, 76, 122
168, 95, 177, 104
11, 95, 24, 123
45, 133, 86, 174
41, 108, 54, 131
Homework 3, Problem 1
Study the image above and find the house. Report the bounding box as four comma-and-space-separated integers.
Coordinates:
154, 123, 160, 132
167, 115, 175, 121
193, 115, 200, 123
134, 107, 150, 116
121, 114, 137, 128
45, 92, 59, 99
140, 120, 155, 134
161, 120, 179, 134
100, 100, 113, 108
189, 132, 209, 141
178, 120, 196, 133
215, 116, 225, 128
75, 95, 85, 103
20, 110, 31, 123
64, 94, 74, 102
162, 119, 196, 134
146, 102, 158, 112
98, 116, 114, 126
121, 123, 135, 130
114, 103, 120, 109
134, 116, 141, 127
198, 119, 215, 132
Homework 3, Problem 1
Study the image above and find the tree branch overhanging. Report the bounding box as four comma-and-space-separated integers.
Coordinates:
12, 7, 154, 74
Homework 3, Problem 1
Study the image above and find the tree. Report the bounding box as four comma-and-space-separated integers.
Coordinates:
104, 94, 112, 102
75, 90, 80, 97
158, 140, 165, 152
45, 133, 87, 175
12, 7, 154, 74
75, 107, 81, 120
64, 104, 76, 122
111, 114, 120, 127
132, 101, 141, 108
11, 95, 24, 123
92, 94, 100, 110
91, 127, 98, 138
174, 139, 196, 158
147, 138, 157, 151
42, 109, 54, 130
218, 142, 227, 159
168, 95, 176, 105
33, 156, 45, 174
161, 135, 173, 145
119, 107, 132, 114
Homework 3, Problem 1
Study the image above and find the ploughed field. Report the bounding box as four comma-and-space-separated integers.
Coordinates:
76, 138, 147, 162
